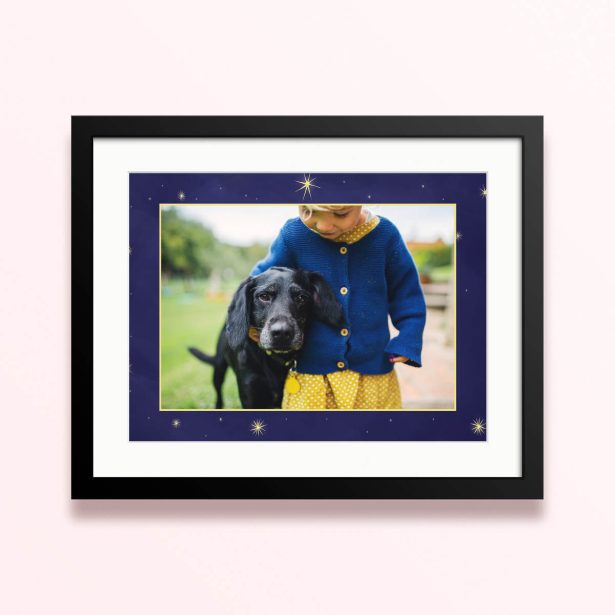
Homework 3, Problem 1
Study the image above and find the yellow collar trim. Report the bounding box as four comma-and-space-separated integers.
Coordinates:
333, 215, 380, 244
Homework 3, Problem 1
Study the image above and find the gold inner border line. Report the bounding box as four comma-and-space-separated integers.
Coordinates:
157, 203, 457, 412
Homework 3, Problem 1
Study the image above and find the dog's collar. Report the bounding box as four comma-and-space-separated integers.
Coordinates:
266, 350, 297, 369
264, 348, 295, 357
248, 326, 261, 343
264, 348, 297, 367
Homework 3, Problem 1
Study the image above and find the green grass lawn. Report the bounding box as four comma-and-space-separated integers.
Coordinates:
161, 279, 241, 409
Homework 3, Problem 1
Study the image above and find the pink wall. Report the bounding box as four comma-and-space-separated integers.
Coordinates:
1, 1, 613, 612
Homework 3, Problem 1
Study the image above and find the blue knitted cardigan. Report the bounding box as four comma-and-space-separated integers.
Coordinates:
250, 216, 426, 375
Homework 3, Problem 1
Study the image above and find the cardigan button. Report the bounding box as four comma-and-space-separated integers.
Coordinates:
339, 246, 348, 254
336, 361, 345, 369
340, 328, 349, 336
340, 286, 348, 295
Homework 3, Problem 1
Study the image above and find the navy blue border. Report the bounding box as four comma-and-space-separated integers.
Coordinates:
129, 173, 486, 442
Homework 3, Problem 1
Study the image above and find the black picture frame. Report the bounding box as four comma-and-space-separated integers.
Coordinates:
72, 116, 543, 499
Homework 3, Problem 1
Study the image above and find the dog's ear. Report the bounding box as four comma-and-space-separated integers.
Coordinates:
308, 272, 344, 328
226, 276, 254, 350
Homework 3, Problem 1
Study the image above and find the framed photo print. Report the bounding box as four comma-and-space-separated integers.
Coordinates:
72, 116, 543, 499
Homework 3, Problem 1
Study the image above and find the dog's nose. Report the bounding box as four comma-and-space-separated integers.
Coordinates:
270, 321, 292, 342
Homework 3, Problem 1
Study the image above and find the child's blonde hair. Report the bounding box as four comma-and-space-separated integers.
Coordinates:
299, 204, 361, 220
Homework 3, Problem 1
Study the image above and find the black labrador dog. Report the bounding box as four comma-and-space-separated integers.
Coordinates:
189, 267, 343, 409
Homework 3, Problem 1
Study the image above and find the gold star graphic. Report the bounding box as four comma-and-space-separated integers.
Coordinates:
295, 174, 320, 200
480, 186, 487, 198
250, 419, 267, 436
471, 418, 486, 435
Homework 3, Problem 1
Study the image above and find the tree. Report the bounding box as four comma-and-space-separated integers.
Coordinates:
161, 208, 215, 277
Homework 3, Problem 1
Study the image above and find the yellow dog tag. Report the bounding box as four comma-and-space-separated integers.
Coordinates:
285, 374, 301, 395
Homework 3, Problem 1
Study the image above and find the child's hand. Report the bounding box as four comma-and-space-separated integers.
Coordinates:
388, 354, 409, 363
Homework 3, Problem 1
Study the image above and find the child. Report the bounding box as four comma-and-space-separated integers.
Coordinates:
250, 204, 426, 409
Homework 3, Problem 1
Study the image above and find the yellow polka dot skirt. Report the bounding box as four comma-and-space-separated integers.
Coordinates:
282, 369, 402, 410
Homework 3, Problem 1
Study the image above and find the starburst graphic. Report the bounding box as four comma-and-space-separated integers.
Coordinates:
480, 186, 487, 198
456, 232, 463, 240
471, 418, 486, 435
172, 419, 181, 429
295, 174, 320, 200
178, 191, 186, 201
250, 419, 267, 436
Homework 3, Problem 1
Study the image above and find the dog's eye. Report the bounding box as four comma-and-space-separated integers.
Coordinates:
295, 294, 308, 305
258, 292, 272, 302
